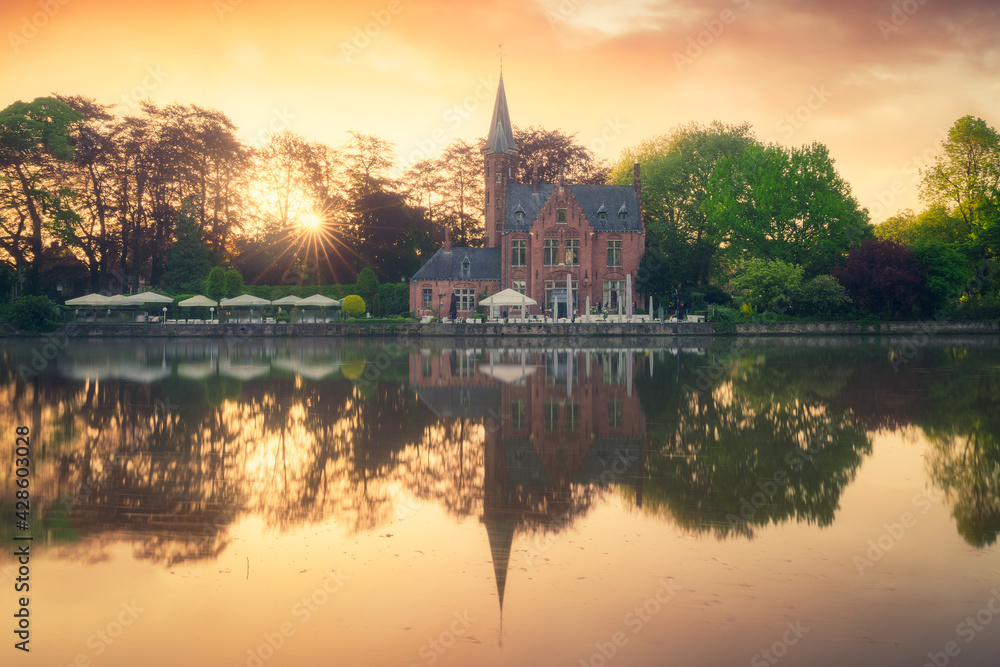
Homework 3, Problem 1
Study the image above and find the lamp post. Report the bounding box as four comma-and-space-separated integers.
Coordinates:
210, 306, 215, 323
105, 308, 110, 324
163, 307, 167, 323
438, 292, 444, 321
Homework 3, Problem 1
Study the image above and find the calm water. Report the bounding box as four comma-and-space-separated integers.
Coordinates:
2, 336, 999, 667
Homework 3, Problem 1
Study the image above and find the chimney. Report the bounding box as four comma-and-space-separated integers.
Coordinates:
531, 163, 538, 194
444, 227, 452, 253
633, 162, 641, 197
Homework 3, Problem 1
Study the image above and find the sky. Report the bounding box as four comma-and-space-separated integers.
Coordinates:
2, 0, 998, 223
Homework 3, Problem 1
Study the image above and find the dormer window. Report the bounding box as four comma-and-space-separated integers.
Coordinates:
618, 203, 629, 222
461, 257, 471, 277
597, 203, 608, 222
514, 204, 525, 223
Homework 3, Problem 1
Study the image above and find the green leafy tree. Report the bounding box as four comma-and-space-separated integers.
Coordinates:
161, 208, 213, 293
875, 205, 969, 248
205, 267, 227, 301
705, 142, 871, 277
920, 115, 1000, 252
912, 242, 972, 316
342, 294, 365, 317
794, 275, 852, 319
0, 97, 83, 291
730, 258, 804, 313
611, 121, 758, 287
224, 268, 244, 298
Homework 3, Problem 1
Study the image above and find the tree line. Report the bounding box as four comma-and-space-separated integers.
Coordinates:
3, 93, 996, 320
611, 116, 999, 320
0, 95, 605, 301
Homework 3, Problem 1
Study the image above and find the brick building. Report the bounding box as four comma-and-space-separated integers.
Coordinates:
409, 75, 645, 318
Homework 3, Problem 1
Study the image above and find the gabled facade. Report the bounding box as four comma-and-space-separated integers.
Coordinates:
410, 75, 644, 318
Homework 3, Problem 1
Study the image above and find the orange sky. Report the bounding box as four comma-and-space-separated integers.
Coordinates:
2, 0, 998, 222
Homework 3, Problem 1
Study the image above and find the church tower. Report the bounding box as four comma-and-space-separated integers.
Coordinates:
482, 75, 518, 249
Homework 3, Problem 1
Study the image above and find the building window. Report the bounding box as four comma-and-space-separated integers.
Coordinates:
565, 239, 579, 266
422, 288, 432, 311
544, 239, 558, 265
496, 197, 501, 209
421, 353, 432, 377
455, 288, 475, 312
566, 401, 579, 430
512, 279, 526, 294
544, 402, 558, 430
496, 172, 502, 183
607, 240, 622, 267
608, 398, 623, 428
620, 210, 628, 222
557, 208, 567, 223
512, 239, 526, 266
515, 210, 524, 223
603, 280, 623, 310
461, 258, 471, 277
599, 211, 607, 222
512, 399, 526, 429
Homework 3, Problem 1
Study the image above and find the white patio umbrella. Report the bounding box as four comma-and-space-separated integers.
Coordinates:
220, 294, 271, 323
123, 292, 174, 305
177, 295, 218, 307
270, 295, 303, 306
177, 295, 219, 322
480, 289, 537, 320
65, 293, 109, 306
297, 294, 340, 322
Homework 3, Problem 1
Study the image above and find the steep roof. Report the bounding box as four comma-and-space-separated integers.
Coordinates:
504, 183, 643, 232
410, 247, 501, 281
482, 74, 518, 155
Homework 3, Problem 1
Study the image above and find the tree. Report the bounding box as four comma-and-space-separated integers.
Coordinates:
510, 126, 607, 185
205, 266, 227, 301
224, 267, 244, 297
0, 97, 83, 291
705, 142, 871, 277
161, 207, 213, 293
611, 122, 759, 287
920, 115, 1000, 246
730, 258, 804, 313
875, 205, 969, 248
834, 239, 924, 318
912, 241, 972, 316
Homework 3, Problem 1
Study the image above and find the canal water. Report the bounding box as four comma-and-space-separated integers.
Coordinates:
1, 336, 998, 667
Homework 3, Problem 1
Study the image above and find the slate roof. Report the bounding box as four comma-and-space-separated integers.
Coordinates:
504, 183, 643, 233
410, 247, 501, 281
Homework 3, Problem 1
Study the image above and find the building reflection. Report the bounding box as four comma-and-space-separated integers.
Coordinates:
410, 346, 648, 613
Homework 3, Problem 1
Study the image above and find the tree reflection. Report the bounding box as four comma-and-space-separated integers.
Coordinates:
633, 347, 871, 538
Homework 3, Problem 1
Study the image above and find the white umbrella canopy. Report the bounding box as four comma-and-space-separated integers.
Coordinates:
220, 294, 271, 307
297, 294, 340, 306
178, 295, 218, 307
271, 295, 303, 306
478, 289, 537, 307
65, 293, 109, 306
124, 292, 174, 305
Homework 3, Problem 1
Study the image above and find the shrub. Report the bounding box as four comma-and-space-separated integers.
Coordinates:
711, 306, 740, 334
730, 259, 804, 313
794, 275, 853, 319
342, 294, 366, 318
11, 295, 59, 333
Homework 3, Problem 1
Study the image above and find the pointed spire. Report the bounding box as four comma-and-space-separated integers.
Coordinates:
484, 515, 516, 612
483, 75, 518, 155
